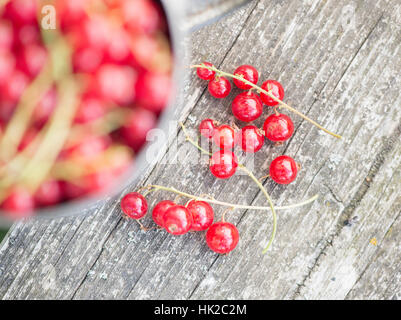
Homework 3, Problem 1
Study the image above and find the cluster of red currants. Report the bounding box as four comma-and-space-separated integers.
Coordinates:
0, 0, 172, 216
197, 63, 298, 185
121, 192, 239, 254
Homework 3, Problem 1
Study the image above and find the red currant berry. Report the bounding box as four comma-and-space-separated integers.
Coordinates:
209, 150, 238, 179
239, 125, 264, 153
67, 135, 110, 160
0, 20, 13, 51
0, 51, 15, 86
213, 125, 236, 150
196, 62, 215, 81
163, 205, 193, 235
121, 192, 148, 219
56, 0, 88, 30
74, 97, 105, 124
4, 0, 38, 26
1, 188, 34, 217
199, 118, 216, 139
206, 222, 239, 254
34, 180, 62, 207
122, 0, 161, 35
152, 200, 175, 227
135, 71, 171, 112
106, 28, 131, 63
97, 64, 136, 105
73, 47, 103, 74
121, 108, 157, 152
208, 77, 231, 99
260, 80, 284, 106
263, 113, 294, 142
17, 43, 48, 77
269, 155, 298, 184
232, 92, 263, 122
187, 200, 214, 231
1, 69, 29, 104
233, 65, 259, 90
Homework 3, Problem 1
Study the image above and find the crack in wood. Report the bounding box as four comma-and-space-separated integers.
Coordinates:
292, 120, 401, 299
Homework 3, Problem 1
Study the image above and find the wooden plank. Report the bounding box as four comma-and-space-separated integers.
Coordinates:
0, 1, 258, 299
0, 0, 400, 300
299, 135, 401, 299
190, 0, 401, 299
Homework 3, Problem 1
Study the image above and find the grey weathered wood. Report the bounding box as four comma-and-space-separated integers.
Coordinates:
0, 0, 400, 300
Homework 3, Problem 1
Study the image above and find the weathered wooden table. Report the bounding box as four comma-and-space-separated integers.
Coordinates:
0, 0, 400, 300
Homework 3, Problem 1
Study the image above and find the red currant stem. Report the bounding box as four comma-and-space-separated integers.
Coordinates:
190, 65, 342, 139
18, 77, 79, 192
147, 184, 318, 212
221, 207, 234, 222
259, 174, 270, 182
179, 122, 211, 155
67, 108, 130, 147
238, 164, 277, 254
135, 219, 156, 232
0, 64, 53, 162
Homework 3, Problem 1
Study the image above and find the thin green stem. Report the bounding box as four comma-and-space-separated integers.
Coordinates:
179, 122, 211, 155
191, 64, 342, 139
147, 184, 318, 211
238, 164, 276, 254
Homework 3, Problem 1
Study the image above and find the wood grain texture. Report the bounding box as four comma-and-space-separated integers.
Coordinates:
0, 0, 400, 300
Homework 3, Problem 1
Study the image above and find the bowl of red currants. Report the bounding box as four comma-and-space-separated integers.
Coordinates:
0, 0, 182, 223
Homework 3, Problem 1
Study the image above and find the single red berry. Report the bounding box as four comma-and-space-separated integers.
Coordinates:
269, 155, 298, 184
135, 71, 171, 112
1, 69, 29, 104
73, 46, 103, 73
15, 24, 40, 47
239, 125, 264, 153
163, 205, 193, 235
120, 108, 157, 152
122, 0, 162, 35
74, 97, 105, 124
232, 92, 263, 122
152, 200, 175, 227
260, 80, 284, 106
263, 113, 294, 142
67, 135, 110, 160
233, 65, 259, 90
209, 150, 238, 179
106, 27, 131, 63
97, 64, 136, 105
208, 77, 231, 99
213, 124, 236, 150
17, 43, 47, 77
187, 200, 214, 231
76, 14, 112, 50
56, 0, 88, 30
121, 192, 148, 219
199, 118, 216, 139
0, 51, 15, 85
206, 222, 239, 254
60, 180, 89, 200
15, 24, 40, 48
1, 188, 34, 218
0, 20, 14, 51
3, 0, 38, 26
34, 180, 62, 207
196, 62, 215, 81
